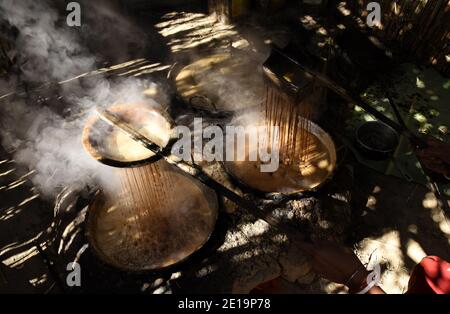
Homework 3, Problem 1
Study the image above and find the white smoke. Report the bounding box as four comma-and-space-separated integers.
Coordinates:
0, 0, 95, 83
0, 0, 163, 199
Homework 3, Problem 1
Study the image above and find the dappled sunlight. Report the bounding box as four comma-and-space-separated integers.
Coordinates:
337, 1, 372, 29
422, 192, 438, 209
0, 206, 24, 222
61, 228, 81, 254
18, 194, 40, 207
357, 231, 411, 293
406, 239, 427, 264
158, 15, 218, 38
0, 155, 57, 292
165, 214, 298, 294
343, 1, 448, 73
421, 192, 450, 241
392, 1, 401, 16
372, 185, 382, 194
0, 232, 43, 257
3, 179, 27, 191
218, 220, 272, 255
416, 77, 426, 89
0, 0, 448, 294
95, 59, 172, 78
355, 165, 450, 293
230, 249, 266, 264
57, 58, 149, 84
0, 168, 15, 177
0, 58, 174, 100
196, 264, 218, 278
0, 168, 39, 222
155, 12, 208, 34
337, 2, 351, 16
352, 162, 450, 290
299, 15, 319, 29
118, 63, 171, 78
365, 195, 377, 210
438, 221, 450, 239
0, 233, 51, 269
29, 273, 48, 288
155, 12, 240, 53
361, 187, 381, 213
408, 224, 418, 235
2, 246, 40, 268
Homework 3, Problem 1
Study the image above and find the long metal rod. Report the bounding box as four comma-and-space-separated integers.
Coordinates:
270, 46, 450, 223
269, 45, 422, 140
386, 96, 427, 148
386, 99, 450, 220
95, 108, 299, 236
34, 241, 66, 293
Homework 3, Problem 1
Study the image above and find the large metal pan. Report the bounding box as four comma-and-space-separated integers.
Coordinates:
224, 116, 337, 195
82, 104, 219, 272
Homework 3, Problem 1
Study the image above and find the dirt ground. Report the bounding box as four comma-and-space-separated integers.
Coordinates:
0, 4, 448, 294
1, 143, 449, 294
349, 164, 450, 294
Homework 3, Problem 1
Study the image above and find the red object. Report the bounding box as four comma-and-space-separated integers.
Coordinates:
407, 256, 450, 294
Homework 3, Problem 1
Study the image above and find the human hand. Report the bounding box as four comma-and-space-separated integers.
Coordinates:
297, 240, 369, 291
415, 136, 450, 178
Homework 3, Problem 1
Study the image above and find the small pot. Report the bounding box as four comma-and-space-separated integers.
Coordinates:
356, 121, 399, 160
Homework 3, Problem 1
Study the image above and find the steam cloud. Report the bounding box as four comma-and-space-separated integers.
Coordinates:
0, 0, 271, 199
0, 0, 161, 199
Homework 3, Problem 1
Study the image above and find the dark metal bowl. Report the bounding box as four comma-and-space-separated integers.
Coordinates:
224, 116, 337, 195
82, 103, 175, 168
85, 164, 219, 273
356, 121, 399, 160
